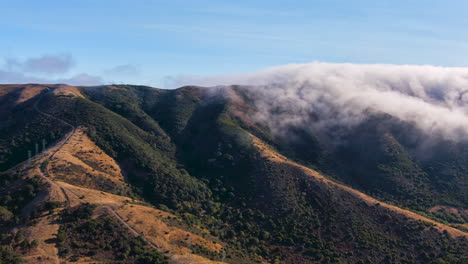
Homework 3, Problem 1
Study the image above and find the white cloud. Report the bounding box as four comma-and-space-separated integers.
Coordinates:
170, 62, 468, 141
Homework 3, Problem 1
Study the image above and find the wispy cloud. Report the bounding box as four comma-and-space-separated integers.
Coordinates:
5, 54, 75, 74
63, 73, 103, 86
0, 69, 102, 86
0, 54, 102, 85
104, 64, 139, 76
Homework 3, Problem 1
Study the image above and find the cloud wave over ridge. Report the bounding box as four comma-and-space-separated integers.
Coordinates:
172, 62, 468, 141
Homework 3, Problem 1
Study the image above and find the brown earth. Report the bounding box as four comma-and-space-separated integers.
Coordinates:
51, 84, 83, 98
429, 205, 468, 217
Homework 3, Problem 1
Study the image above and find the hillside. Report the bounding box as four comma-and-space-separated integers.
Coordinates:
0, 84, 466, 264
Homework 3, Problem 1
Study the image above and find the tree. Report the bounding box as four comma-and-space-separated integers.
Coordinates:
0, 245, 23, 264
30, 240, 38, 249
0, 207, 13, 225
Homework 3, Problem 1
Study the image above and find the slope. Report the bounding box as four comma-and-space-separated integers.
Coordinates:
1, 84, 467, 264
0, 85, 226, 263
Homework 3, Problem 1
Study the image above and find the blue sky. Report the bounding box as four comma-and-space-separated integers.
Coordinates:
1, 0, 468, 87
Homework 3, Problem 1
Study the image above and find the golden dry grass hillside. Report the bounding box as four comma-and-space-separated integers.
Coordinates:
48, 126, 130, 195
9, 128, 227, 264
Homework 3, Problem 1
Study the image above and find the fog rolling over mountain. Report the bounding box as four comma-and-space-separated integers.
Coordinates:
0, 81, 467, 264
175, 62, 468, 142
4, 0, 468, 262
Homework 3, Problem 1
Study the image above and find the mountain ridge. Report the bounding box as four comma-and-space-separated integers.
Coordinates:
0, 84, 466, 264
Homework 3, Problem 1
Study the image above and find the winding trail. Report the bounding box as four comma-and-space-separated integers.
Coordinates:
10, 86, 225, 264
30, 87, 163, 251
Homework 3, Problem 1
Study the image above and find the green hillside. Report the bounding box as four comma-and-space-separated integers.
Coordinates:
0, 84, 466, 264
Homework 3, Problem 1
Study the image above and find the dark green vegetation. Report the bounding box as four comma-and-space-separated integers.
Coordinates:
273, 113, 468, 226
0, 84, 467, 263
42, 88, 211, 207
0, 85, 69, 171
57, 203, 168, 263
0, 174, 42, 218
0, 246, 23, 264
330, 116, 467, 211
0, 172, 42, 263
0, 229, 38, 264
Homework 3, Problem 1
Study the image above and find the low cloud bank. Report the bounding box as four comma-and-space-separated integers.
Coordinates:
172, 62, 468, 141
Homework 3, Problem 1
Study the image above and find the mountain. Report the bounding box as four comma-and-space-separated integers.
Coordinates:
0, 84, 466, 264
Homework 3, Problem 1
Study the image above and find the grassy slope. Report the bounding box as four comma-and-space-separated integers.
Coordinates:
81, 85, 467, 263
0, 92, 69, 171
1, 84, 467, 263
38, 91, 211, 208
84, 85, 466, 263
227, 86, 468, 230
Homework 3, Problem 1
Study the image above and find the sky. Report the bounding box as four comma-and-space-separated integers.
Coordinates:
1, 0, 468, 88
